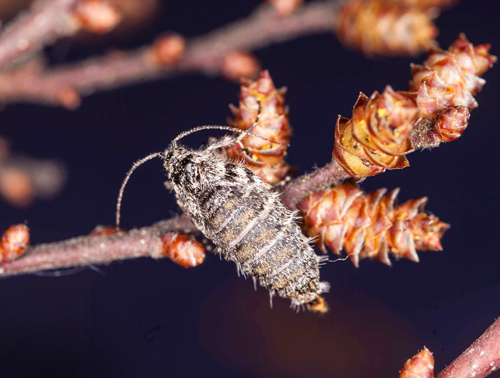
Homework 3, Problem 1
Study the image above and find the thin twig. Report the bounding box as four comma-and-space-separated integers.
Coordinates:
437, 317, 500, 378
0, 158, 349, 275
280, 160, 350, 209
0, 155, 67, 207
0, 216, 196, 276
0, 0, 341, 107
279, 115, 464, 210
0, 0, 81, 72
0, 156, 348, 275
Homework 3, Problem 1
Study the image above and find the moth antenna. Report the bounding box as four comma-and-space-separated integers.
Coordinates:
116, 152, 164, 230
235, 98, 262, 144
171, 101, 288, 149
171, 125, 284, 149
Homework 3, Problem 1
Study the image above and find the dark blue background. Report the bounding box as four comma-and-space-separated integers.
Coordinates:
1, 0, 499, 377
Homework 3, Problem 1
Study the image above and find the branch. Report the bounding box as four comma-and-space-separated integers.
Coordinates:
332, 35, 496, 178
437, 317, 500, 378
280, 160, 349, 209
0, 156, 345, 274
0, 216, 197, 276
0, 0, 342, 107
0, 157, 348, 275
226, 36, 495, 209
0, 0, 121, 73
0, 0, 81, 72
0, 149, 67, 207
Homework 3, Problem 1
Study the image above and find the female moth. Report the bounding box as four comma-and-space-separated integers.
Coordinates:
116, 112, 329, 312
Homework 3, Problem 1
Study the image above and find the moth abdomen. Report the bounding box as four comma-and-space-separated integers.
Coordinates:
164, 147, 328, 310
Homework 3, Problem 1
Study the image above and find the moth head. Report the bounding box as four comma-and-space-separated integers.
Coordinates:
163, 145, 184, 171
163, 144, 182, 168
164, 148, 203, 191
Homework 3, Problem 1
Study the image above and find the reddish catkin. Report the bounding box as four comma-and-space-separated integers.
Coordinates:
298, 182, 449, 267
0, 224, 30, 262
411, 34, 497, 147
334, 88, 417, 177
161, 233, 205, 268
225, 70, 292, 184
399, 348, 435, 378
336, 0, 438, 56
334, 35, 496, 178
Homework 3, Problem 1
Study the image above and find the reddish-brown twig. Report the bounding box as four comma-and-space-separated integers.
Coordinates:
437, 317, 500, 378
0, 153, 67, 207
0, 0, 81, 72
0, 0, 121, 72
0, 1, 341, 107
280, 160, 350, 209
0, 216, 196, 276
0, 160, 348, 275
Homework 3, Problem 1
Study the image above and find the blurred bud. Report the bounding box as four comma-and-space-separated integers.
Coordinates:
29, 160, 67, 200
268, 0, 304, 17
74, 0, 121, 34
58, 88, 81, 110
0, 167, 34, 207
337, 0, 437, 56
222, 51, 260, 82
0, 156, 66, 207
151, 33, 186, 66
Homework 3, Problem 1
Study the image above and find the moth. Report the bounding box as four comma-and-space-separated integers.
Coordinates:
116, 111, 329, 312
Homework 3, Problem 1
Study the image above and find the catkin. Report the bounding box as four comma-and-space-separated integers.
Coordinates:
298, 182, 449, 267
334, 34, 496, 178
411, 34, 497, 147
226, 70, 292, 184
337, 0, 438, 56
334, 87, 417, 177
